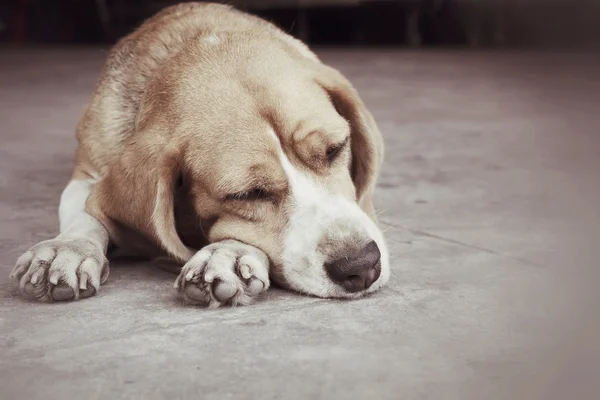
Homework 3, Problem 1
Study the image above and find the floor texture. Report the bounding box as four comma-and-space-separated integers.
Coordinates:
1, 49, 599, 400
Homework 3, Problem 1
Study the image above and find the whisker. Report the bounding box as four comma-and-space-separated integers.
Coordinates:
381, 221, 402, 233
375, 209, 388, 218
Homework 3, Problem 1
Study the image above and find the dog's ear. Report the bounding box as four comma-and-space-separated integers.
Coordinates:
315, 65, 384, 220
85, 128, 194, 263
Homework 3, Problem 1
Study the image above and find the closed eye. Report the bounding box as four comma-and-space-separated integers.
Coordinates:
326, 136, 349, 164
225, 187, 271, 202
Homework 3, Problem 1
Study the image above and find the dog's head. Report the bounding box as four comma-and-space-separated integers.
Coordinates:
88, 36, 388, 298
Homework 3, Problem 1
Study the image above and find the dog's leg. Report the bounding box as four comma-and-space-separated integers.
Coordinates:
174, 240, 270, 307
10, 178, 110, 302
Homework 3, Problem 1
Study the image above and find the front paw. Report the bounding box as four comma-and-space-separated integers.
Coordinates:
9, 238, 108, 302
174, 240, 270, 307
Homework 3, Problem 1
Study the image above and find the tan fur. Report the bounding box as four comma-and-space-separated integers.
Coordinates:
79, 3, 382, 268
11, 2, 385, 304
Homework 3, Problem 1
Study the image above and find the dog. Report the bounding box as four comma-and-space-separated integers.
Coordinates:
9, 2, 389, 307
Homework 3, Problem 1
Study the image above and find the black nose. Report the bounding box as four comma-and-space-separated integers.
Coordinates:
325, 241, 382, 293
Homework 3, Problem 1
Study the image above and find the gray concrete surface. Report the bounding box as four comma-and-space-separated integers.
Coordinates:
1, 49, 599, 400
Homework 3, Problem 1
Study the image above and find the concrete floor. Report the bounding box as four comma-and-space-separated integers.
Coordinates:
1, 49, 599, 400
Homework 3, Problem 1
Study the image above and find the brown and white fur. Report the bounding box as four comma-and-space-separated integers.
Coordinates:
10, 2, 389, 307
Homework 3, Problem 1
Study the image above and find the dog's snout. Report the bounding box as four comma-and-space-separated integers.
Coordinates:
325, 241, 382, 292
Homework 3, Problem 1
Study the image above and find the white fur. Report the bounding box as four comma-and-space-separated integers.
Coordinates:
59, 179, 94, 233
268, 130, 389, 297
10, 179, 110, 301
204, 33, 220, 45
175, 239, 270, 307
57, 179, 109, 248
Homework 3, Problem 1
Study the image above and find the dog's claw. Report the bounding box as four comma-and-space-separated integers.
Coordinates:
176, 240, 270, 307
10, 238, 108, 302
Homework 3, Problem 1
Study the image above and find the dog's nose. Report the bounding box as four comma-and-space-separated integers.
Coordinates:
325, 241, 382, 292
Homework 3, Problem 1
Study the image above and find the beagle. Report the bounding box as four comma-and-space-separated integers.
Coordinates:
10, 2, 389, 307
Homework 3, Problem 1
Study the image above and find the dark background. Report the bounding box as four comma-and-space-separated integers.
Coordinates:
1, 0, 599, 48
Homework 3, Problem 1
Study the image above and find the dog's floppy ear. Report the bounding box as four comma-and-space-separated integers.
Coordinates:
85, 129, 194, 263
315, 65, 384, 219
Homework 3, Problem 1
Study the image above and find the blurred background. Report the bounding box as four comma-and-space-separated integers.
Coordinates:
1, 0, 599, 49
1, 2, 600, 399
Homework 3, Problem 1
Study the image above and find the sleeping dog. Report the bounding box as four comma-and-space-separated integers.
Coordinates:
10, 2, 389, 307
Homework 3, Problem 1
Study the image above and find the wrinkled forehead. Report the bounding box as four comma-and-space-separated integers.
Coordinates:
182, 121, 284, 188
173, 59, 350, 185
172, 54, 346, 133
